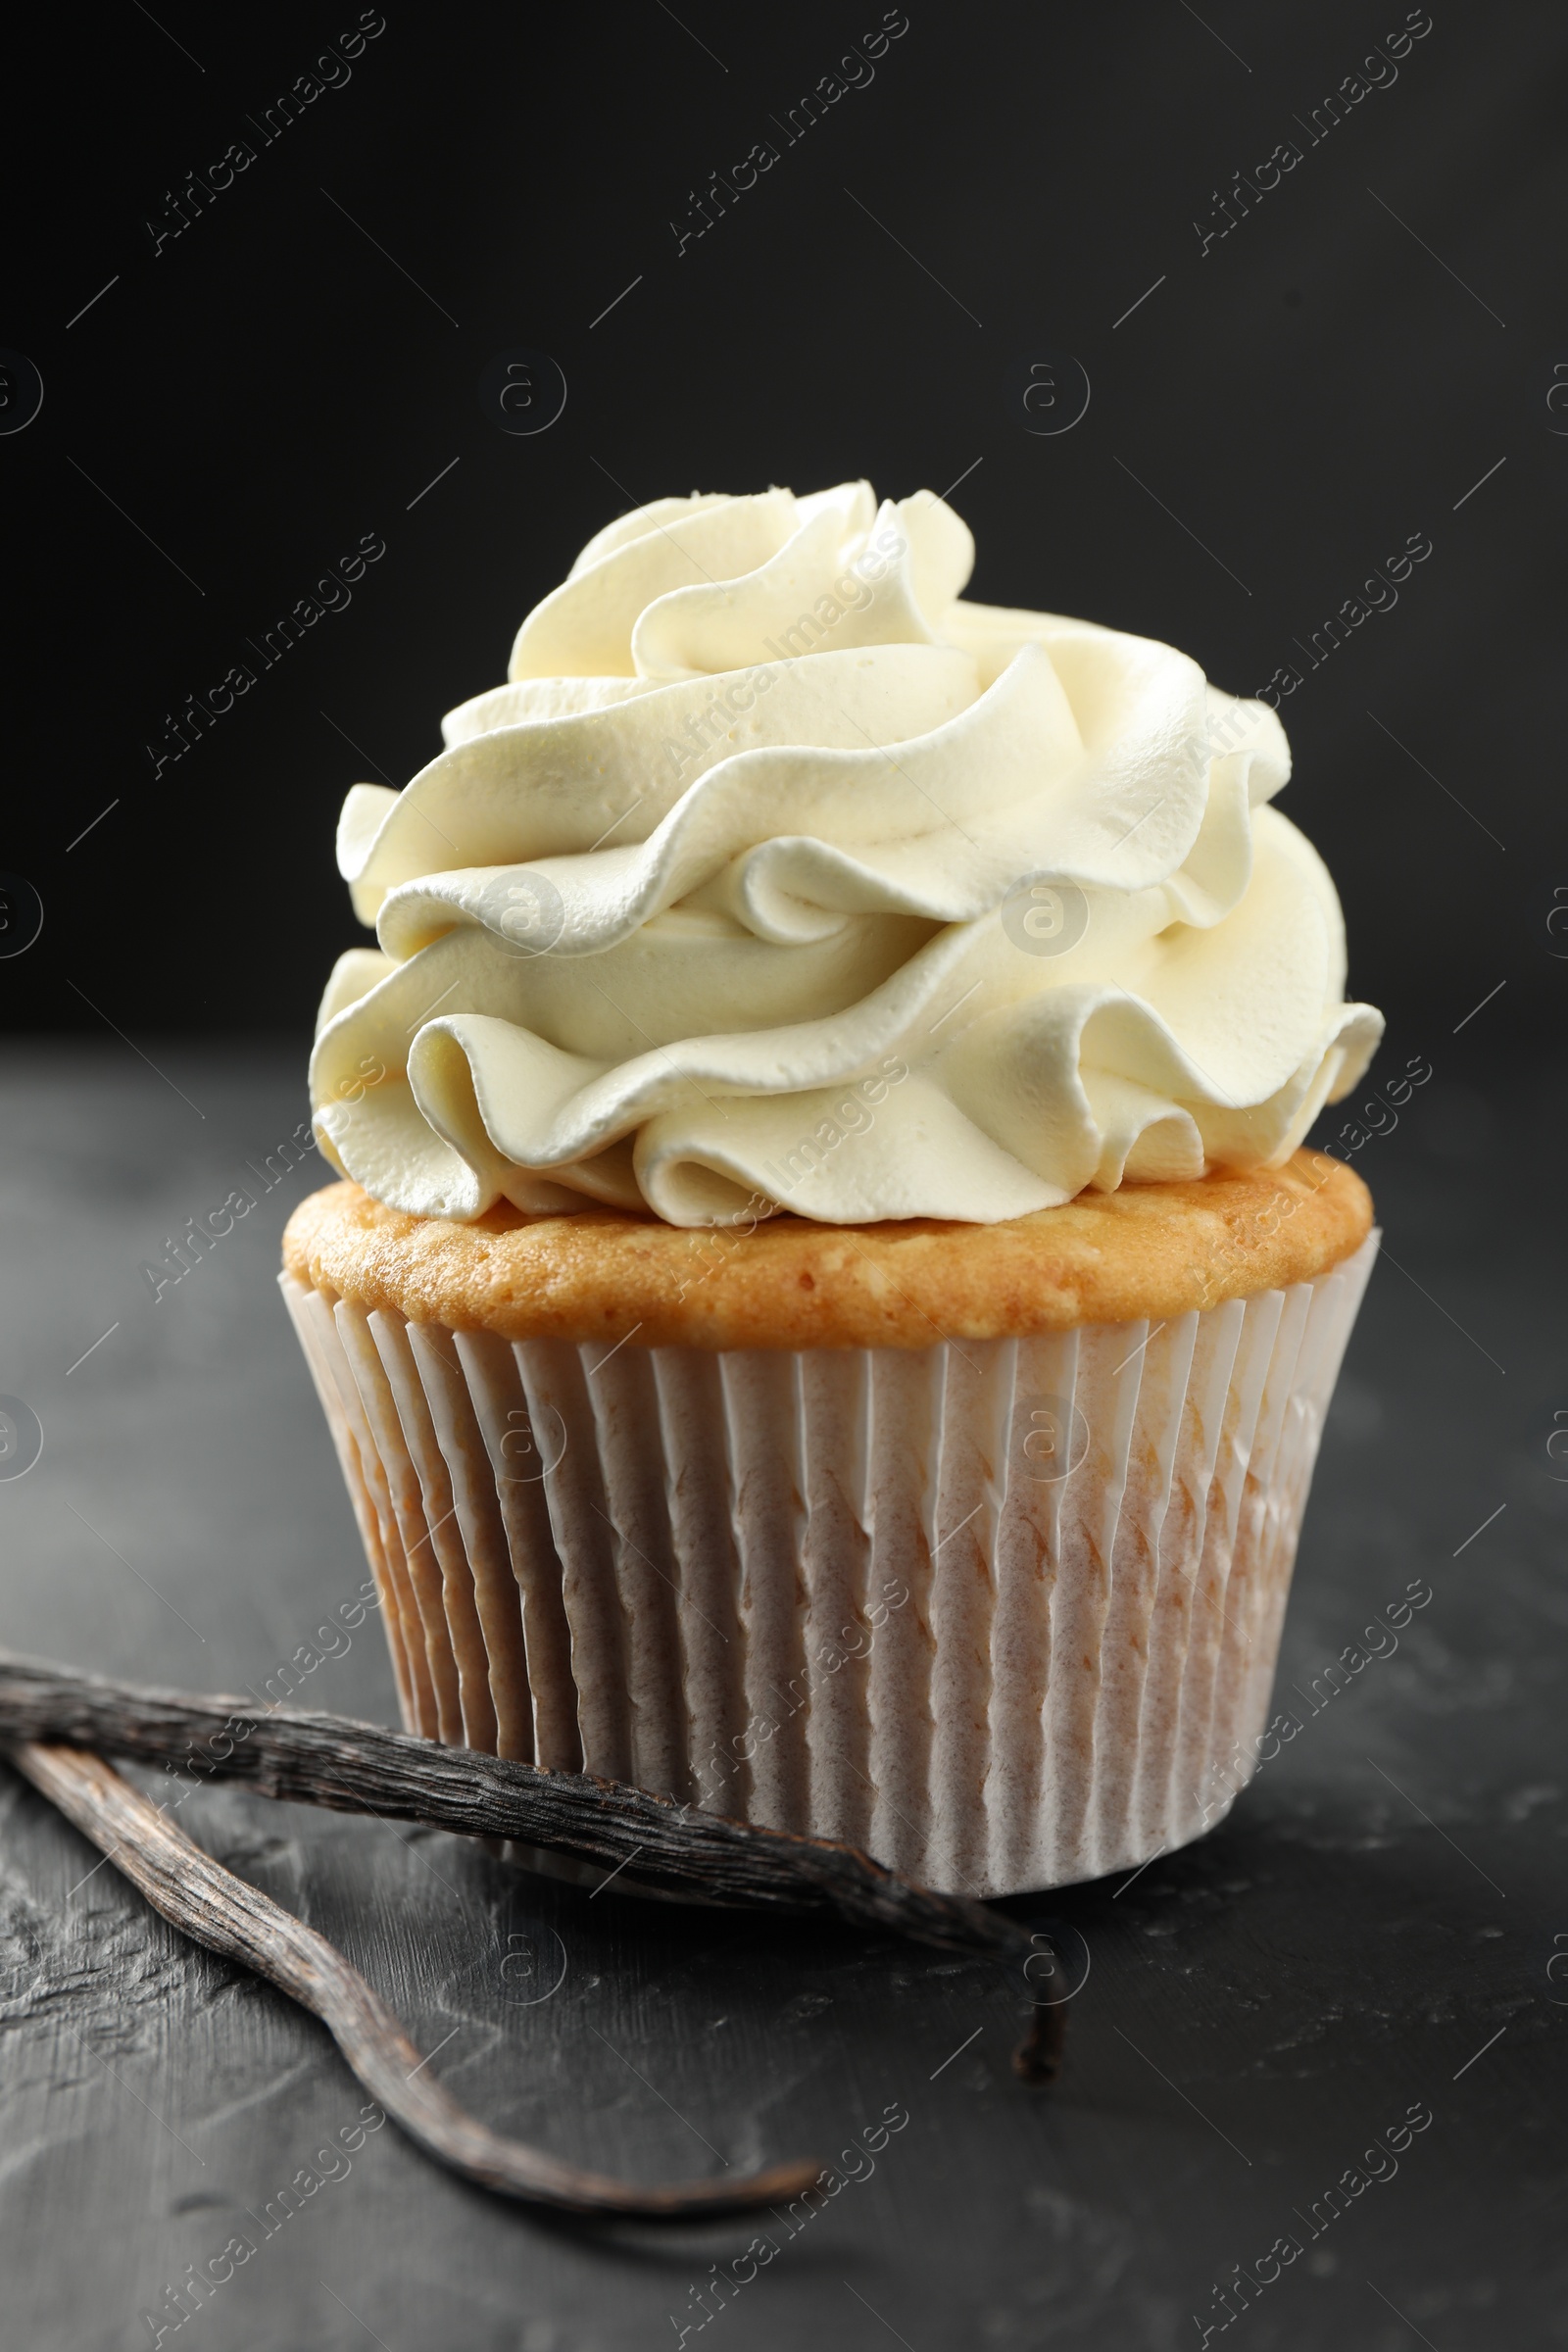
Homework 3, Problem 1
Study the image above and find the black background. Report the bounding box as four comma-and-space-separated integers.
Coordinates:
5, 0, 1563, 1055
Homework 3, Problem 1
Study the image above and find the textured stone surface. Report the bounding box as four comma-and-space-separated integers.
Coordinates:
1, 1042, 1562, 2349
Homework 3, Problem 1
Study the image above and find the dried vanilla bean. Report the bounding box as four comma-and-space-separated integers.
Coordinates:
0, 1647, 1064, 2082
9, 1749, 822, 2220
10, 1740, 821, 2217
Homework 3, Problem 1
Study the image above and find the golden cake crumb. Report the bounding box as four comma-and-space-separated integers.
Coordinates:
283, 1152, 1372, 1349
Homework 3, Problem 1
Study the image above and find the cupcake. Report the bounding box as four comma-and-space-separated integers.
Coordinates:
283, 482, 1382, 1897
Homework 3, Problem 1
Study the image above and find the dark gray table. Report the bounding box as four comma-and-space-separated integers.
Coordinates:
2, 1041, 1561, 2351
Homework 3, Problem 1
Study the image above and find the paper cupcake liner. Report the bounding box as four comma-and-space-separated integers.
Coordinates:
279, 1233, 1376, 1897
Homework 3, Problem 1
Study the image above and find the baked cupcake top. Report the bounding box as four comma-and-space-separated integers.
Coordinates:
284, 1151, 1372, 1350
311, 484, 1381, 1229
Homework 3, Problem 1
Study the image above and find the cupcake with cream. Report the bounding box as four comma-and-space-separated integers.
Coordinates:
283, 482, 1381, 1895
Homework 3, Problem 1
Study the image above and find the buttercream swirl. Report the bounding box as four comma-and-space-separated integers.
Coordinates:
311, 481, 1382, 1226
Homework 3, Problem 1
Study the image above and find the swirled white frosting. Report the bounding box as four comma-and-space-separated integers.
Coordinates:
311, 481, 1382, 1226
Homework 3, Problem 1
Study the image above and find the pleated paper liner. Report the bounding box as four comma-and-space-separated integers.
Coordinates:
281, 1233, 1376, 1898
